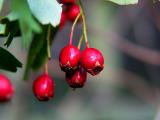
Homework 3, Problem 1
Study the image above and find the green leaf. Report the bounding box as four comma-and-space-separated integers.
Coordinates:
0, 47, 22, 72
0, 19, 21, 47
0, 18, 21, 47
0, 0, 4, 12
23, 25, 58, 80
27, 0, 62, 27
106, 0, 138, 5
23, 26, 47, 80
10, 0, 42, 47
0, 15, 21, 37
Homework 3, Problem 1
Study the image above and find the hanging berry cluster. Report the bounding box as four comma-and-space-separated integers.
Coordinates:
0, 0, 104, 102
59, 0, 104, 92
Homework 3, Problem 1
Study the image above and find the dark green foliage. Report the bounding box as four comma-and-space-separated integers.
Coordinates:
23, 25, 58, 80
0, 47, 22, 72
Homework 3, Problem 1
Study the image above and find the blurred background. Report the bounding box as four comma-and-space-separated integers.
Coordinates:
1, 0, 160, 120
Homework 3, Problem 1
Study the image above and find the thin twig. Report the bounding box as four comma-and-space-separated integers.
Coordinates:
79, 0, 89, 48
44, 62, 48, 74
47, 25, 52, 59
69, 13, 81, 45
77, 34, 84, 49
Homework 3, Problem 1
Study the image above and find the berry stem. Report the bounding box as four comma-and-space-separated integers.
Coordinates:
47, 25, 52, 59
69, 13, 81, 45
44, 62, 48, 75
79, 0, 89, 48
77, 34, 83, 49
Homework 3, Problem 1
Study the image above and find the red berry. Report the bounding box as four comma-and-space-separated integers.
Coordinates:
59, 44, 80, 72
33, 74, 55, 101
0, 74, 14, 102
59, 11, 67, 29
60, 0, 75, 4
66, 66, 87, 88
67, 4, 80, 22
80, 48, 104, 76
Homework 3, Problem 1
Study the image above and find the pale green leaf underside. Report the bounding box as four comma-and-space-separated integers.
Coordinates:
107, 0, 138, 5
27, 0, 62, 27
6, 12, 18, 21
0, 24, 6, 34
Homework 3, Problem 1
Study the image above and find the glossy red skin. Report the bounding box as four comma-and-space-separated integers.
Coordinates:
60, 0, 75, 4
33, 74, 55, 101
59, 45, 80, 72
59, 11, 67, 29
67, 4, 80, 22
66, 66, 87, 88
80, 48, 104, 76
0, 74, 14, 102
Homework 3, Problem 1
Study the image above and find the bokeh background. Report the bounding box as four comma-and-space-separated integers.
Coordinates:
1, 0, 160, 120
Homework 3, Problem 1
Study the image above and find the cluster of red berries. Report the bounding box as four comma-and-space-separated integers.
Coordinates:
33, 46, 105, 101
59, 0, 80, 28
58, 0, 104, 89
0, 0, 104, 102
59, 43, 104, 89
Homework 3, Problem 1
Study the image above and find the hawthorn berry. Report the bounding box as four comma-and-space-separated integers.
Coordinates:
59, 11, 67, 29
33, 74, 55, 101
59, 44, 80, 72
0, 74, 14, 102
67, 4, 80, 22
80, 48, 104, 76
66, 66, 87, 88
60, 0, 75, 4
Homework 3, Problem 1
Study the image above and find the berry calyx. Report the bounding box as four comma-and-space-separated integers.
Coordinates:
80, 48, 104, 76
59, 11, 67, 29
33, 74, 55, 101
66, 66, 87, 88
67, 4, 80, 22
60, 0, 75, 4
0, 74, 14, 102
59, 44, 80, 72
